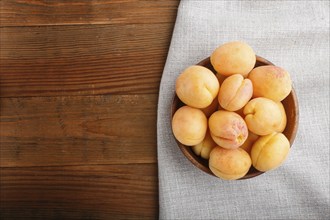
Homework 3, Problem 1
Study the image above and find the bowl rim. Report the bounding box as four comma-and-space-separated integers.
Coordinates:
171, 55, 299, 180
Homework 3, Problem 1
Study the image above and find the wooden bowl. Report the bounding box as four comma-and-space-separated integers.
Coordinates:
171, 56, 299, 180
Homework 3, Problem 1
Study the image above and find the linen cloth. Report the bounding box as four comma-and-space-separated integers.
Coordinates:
157, 1, 330, 219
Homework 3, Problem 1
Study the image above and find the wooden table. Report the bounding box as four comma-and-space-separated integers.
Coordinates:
0, 1, 180, 219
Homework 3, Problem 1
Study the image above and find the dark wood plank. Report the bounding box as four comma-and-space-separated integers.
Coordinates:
0, 1, 180, 218
0, 0, 179, 27
0, 23, 174, 97
0, 164, 158, 219
0, 94, 158, 167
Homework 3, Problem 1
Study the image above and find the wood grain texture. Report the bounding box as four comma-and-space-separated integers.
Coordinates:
0, 0, 179, 27
0, 0, 180, 218
0, 23, 174, 97
0, 94, 158, 167
0, 164, 158, 219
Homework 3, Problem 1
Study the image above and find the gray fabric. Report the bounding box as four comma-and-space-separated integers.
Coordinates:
157, 1, 330, 219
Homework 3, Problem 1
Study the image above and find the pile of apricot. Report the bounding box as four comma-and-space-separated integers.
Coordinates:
172, 41, 292, 180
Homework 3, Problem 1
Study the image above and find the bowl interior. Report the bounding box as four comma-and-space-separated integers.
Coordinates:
171, 56, 299, 180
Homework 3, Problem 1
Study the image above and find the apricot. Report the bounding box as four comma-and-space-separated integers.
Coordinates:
251, 133, 290, 172
243, 97, 282, 136
275, 101, 287, 133
209, 147, 251, 180
209, 111, 248, 149
172, 106, 207, 146
210, 41, 256, 77
248, 65, 292, 102
176, 65, 219, 108
201, 98, 218, 118
192, 131, 217, 159
218, 74, 253, 111
239, 131, 259, 154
